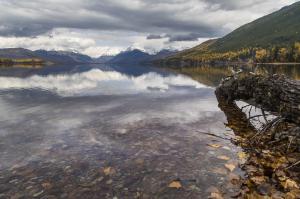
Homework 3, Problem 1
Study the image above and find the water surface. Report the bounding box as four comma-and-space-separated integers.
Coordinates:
1, 64, 296, 198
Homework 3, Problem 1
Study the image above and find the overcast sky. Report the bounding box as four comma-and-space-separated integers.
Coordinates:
0, 0, 297, 57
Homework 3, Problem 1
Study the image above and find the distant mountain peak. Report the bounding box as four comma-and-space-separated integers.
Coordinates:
125, 47, 145, 52
106, 48, 177, 64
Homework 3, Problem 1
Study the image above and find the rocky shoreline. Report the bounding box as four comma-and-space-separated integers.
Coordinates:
216, 74, 300, 198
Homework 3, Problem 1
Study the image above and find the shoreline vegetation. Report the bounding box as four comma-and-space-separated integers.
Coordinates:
0, 58, 46, 68
158, 41, 300, 67
257, 63, 300, 65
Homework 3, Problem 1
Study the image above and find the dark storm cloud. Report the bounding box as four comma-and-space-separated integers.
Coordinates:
167, 33, 204, 42
0, 0, 297, 38
0, 25, 52, 37
147, 34, 166, 40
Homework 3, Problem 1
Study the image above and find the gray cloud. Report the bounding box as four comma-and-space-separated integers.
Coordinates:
0, 0, 297, 56
202, 0, 263, 10
0, 0, 296, 37
0, 24, 52, 37
146, 33, 204, 42
146, 34, 166, 40
167, 33, 204, 42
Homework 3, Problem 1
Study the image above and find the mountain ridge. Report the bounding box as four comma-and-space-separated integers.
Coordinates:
211, 1, 300, 52
0, 48, 178, 65
161, 1, 300, 65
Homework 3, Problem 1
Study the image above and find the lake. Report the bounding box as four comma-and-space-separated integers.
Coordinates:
0, 64, 299, 199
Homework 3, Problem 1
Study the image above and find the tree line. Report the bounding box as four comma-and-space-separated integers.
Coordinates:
0, 58, 45, 66
171, 42, 300, 64
252, 42, 300, 63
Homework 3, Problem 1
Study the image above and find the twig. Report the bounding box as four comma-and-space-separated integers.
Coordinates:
249, 105, 253, 118
248, 114, 269, 120
268, 139, 283, 145
196, 131, 232, 141
262, 117, 283, 133
250, 117, 283, 140
286, 136, 295, 153
285, 160, 300, 170
241, 104, 251, 111
247, 105, 253, 127
261, 109, 268, 123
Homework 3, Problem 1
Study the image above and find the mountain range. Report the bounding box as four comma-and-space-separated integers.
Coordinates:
161, 1, 300, 65
0, 48, 177, 65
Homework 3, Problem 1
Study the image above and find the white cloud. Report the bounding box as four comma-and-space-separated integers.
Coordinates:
0, 29, 127, 57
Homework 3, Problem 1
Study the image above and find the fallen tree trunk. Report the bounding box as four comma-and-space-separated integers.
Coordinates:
215, 74, 300, 125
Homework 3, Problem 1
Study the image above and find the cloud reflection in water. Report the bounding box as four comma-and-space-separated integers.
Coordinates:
0, 69, 207, 96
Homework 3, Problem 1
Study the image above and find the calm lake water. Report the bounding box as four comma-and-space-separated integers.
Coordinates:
0, 64, 299, 199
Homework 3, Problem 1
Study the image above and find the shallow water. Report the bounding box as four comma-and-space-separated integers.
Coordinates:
0, 64, 296, 199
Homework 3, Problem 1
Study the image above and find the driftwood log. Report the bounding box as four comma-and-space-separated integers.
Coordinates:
215, 74, 300, 125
